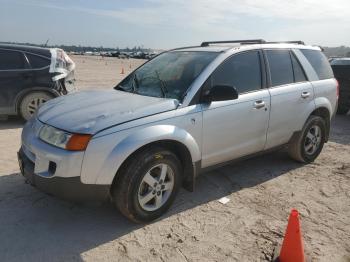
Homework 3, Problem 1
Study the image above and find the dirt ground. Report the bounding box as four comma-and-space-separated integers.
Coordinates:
0, 55, 349, 262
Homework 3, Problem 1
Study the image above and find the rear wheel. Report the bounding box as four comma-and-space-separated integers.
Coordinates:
288, 115, 326, 163
112, 147, 182, 223
20, 92, 54, 120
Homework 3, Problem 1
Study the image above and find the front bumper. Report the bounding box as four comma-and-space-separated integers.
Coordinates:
18, 148, 110, 201
21, 118, 85, 179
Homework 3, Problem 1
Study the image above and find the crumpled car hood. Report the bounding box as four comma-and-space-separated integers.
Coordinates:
37, 90, 179, 134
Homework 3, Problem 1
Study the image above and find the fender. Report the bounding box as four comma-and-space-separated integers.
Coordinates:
311, 78, 338, 119
81, 125, 201, 185
313, 97, 333, 117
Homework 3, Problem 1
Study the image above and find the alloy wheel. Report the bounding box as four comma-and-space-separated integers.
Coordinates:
304, 125, 322, 155
137, 163, 175, 212
27, 97, 47, 116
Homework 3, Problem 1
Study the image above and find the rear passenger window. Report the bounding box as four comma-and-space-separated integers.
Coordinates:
211, 51, 262, 94
266, 50, 294, 87
300, 49, 333, 80
0, 50, 25, 70
291, 53, 307, 82
26, 53, 50, 68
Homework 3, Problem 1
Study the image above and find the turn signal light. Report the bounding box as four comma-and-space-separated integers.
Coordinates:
66, 134, 92, 151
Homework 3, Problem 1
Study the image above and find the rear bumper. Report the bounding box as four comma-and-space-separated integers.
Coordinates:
18, 148, 110, 202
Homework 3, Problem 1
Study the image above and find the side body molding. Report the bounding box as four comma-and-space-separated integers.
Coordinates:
81, 125, 201, 185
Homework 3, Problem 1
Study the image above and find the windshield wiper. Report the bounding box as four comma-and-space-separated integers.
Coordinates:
154, 70, 167, 98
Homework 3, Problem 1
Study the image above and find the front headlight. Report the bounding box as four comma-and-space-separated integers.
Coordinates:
39, 124, 92, 151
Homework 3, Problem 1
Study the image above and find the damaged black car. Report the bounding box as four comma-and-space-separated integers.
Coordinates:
0, 44, 76, 120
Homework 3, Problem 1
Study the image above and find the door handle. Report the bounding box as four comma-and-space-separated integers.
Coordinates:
254, 100, 265, 109
301, 92, 310, 99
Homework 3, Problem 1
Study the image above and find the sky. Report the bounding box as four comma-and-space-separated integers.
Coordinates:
0, 0, 349, 49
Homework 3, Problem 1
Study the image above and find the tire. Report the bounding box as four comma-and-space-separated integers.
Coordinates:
20, 92, 54, 120
288, 115, 326, 163
112, 146, 182, 223
336, 105, 349, 115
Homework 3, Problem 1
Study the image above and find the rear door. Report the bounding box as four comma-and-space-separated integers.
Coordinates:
201, 50, 271, 168
264, 49, 315, 149
0, 49, 28, 114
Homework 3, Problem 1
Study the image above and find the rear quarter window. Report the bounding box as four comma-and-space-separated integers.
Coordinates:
26, 53, 50, 69
300, 49, 333, 80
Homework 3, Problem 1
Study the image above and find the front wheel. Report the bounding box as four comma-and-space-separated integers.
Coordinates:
112, 147, 182, 223
288, 115, 326, 163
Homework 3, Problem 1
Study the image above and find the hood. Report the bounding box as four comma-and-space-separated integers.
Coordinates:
37, 90, 179, 134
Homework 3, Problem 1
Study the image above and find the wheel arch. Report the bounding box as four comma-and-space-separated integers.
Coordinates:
309, 106, 331, 142
15, 87, 60, 114
91, 125, 201, 191
111, 139, 198, 195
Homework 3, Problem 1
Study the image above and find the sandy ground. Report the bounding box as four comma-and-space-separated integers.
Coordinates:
0, 55, 349, 262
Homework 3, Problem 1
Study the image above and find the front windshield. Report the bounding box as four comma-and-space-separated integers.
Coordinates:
115, 51, 218, 100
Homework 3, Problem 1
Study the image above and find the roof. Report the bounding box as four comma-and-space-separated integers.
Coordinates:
0, 43, 51, 57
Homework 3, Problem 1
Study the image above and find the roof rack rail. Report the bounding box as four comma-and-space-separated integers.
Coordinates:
265, 41, 305, 45
200, 39, 266, 47
169, 45, 201, 51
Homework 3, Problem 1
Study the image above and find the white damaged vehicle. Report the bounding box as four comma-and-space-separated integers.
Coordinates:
18, 40, 338, 222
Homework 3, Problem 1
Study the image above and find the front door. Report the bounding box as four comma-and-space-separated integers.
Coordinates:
201, 50, 270, 168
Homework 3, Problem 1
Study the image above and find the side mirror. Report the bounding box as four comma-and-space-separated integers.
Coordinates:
203, 85, 239, 103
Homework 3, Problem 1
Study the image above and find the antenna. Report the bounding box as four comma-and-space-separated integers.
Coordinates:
44, 39, 49, 47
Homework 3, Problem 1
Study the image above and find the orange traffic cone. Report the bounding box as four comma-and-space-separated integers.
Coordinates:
278, 209, 305, 262
120, 67, 124, 74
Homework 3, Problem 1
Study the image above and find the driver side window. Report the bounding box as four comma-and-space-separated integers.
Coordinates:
210, 51, 262, 94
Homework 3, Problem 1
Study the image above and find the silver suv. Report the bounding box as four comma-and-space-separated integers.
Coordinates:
18, 40, 338, 222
